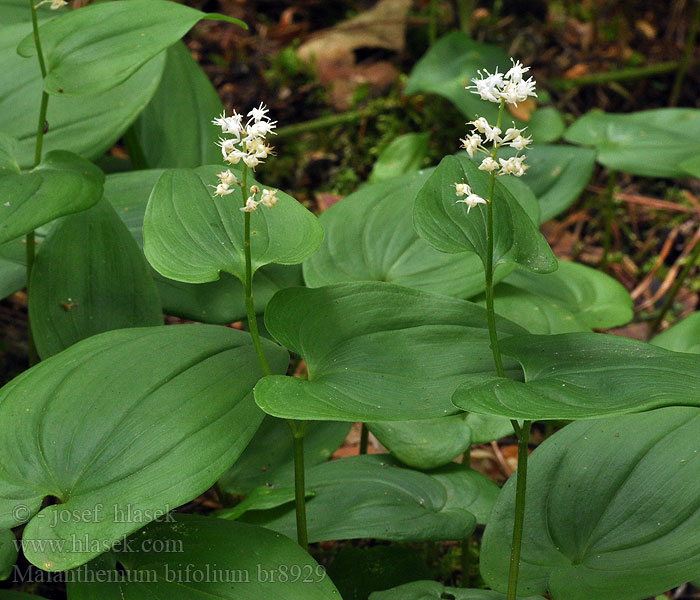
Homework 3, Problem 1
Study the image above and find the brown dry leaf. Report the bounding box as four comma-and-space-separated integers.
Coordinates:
316, 192, 344, 213
562, 63, 590, 80
297, 0, 410, 108
507, 97, 536, 122
635, 20, 657, 40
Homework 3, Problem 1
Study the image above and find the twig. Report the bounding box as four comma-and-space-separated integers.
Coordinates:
550, 61, 690, 91
631, 226, 680, 300
670, 0, 700, 106
275, 109, 370, 139
587, 185, 699, 214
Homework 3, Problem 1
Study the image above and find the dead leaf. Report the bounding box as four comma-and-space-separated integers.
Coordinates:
507, 97, 536, 122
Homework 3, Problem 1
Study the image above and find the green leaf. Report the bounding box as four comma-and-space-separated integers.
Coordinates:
0, 0, 56, 25
0, 151, 104, 245
303, 170, 512, 298
0, 594, 46, 600
0, 529, 17, 581
473, 260, 633, 334
132, 42, 223, 168
563, 108, 700, 178
104, 168, 305, 322
28, 200, 163, 358
1, 21, 165, 170
453, 332, 700, 420
413, 155, 556, 273
328, 546, 432, 600
368, 415, 472, 469
428, 463, 500, 525
0, 325, 288, 571
405, 32, 563, 143
481, 407, 700, 600
144, 166, 323, 284
239, 455, 478, 542
370, 581, 544, 599
219, 416, 351, 494
679, 154, 700, 178
67, 514, 339, 599
464, 412, 514, 444
17, 0, 243, 97
369, 133, 430, 183
255, 282, 525, 422
652, 312, 700, 354
216, 485, 308, 520
0, 238, 26, 300
498, 144, 596, 221
0, 134, 20, 177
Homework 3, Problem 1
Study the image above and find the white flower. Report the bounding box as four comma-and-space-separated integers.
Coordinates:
479, 157, 499, 173
242, 154, 260, 169
457, 193, 488, 213
470, 117, 490, 134
218, 138, 237, 157
499, 156, 528, 177
509, 134, 532, 151
35, 0, 67, 8
505, 59, 529, 84
240, 196, 259, 212
483, 124, 502, 143
468, 68, 504, 103
247, 102, 270, 122
455, 182, 472, 197
212, 111, 243, 138
216, 169, 238, 186
212, 182, 234, 197
260, 188, 279, 208
224, 149, 246, 165
501, 126, 521, 142
460, 134, 483, 158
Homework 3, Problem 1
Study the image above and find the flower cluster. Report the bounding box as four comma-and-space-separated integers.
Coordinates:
35, 0, 67, 8
212, 103, 276, 170
210, 104, 279, 213
455, 182, 487, 213
467, 59, 537, 107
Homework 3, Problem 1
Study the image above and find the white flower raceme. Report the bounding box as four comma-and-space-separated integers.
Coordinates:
211, 104, 280, 213
456, 58, 536, 181
455, 182, 487, 213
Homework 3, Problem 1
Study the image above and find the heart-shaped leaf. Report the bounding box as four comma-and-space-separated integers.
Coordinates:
0, 325, 288, 571
67, 514, 340, 599
368, 415, 472, 469
563, 108, 700, 178
132, 42, 223, 168
0, 530, 17, 581
473, 260, 633, 334
28, 200, 163, 358
405, 32, 563, 143
0, 134, 20, 177
1, 0, 55, 25
413, 155, 556, 274
104, 168, 305, 322
498, 145, 596, 221
303, 169, 512, 298
144, 166, 323, 284
238, 455, 478, 542
17, 0, 245, 97
368, 133, 430, 183
218, 416, 351, 494
370, 581, 544, 600
255, 282, 525, 422
481, 407, 700, 600
453, 332, 700, 420
1, 21, 165, 169
428, 463, 500, 525
652, 312, 700, 354
0, 151, 104, 245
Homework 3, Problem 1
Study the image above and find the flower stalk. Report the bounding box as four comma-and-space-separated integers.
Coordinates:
212, 105, 308, 550
459, 59, 538, 600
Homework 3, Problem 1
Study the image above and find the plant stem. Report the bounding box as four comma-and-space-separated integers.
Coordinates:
240, 165, 309, 549
289, 419, 309, 551
601, 169, 617, 269
359, 423, 369, 454
649, 233, 700, 335
506, 421, 531, 600
241, 165, 271, 377
460, 535, 472, 587
428, 0, 438, 45
549, 61, 691, 91
670, 0, 700, 107
27, 0, 50, 367
456, 0, 474, 34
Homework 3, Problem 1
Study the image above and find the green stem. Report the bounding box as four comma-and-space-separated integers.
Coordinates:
484, 100, 506, 378
649, 235, 700, 335
27, 0, 50, 367
359, 423, 369, 455
240, 166, 308, 549
428, 0, 438, 44
456, 0, 474, 34
460, 535, 472, 587
601, 169, 617, 269
289, 420, 309, 551
275, 110, 369, 139
549, 61, 690, 91
506, 421, 531, 600
241, 165, 271, 377
670, 0, 700, 107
